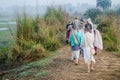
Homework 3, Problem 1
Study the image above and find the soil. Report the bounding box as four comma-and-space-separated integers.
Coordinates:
42, 46, 120, 80
0, 46, 120, 80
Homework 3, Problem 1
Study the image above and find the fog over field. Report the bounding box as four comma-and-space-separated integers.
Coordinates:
0, 0, 120, 17
0, 0, 120, 7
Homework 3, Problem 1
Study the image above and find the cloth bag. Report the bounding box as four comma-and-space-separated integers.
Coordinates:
90, 45, 95, 55
71, 31, 78, 45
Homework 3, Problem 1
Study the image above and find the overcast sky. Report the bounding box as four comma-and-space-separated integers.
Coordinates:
0, 0, 120, 7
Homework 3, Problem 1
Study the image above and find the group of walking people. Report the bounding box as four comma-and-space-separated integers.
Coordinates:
66, 17, 103, 73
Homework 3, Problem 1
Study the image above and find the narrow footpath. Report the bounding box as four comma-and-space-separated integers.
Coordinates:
42, 46, 120, 80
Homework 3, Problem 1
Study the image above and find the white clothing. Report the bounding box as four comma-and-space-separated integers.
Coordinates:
83, 47, 95, 63
87, 18, 94, 34
82, 32, 95, 63
83, 32, 94, 48
94, 29, 103, 50
78, 29, 85, 48
73, 19, 80, 30
71, 50, 80, 60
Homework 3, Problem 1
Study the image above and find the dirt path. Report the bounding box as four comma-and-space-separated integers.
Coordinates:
42, 46, 120, 80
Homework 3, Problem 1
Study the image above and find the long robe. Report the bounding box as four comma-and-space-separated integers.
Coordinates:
94, 29, 103, 50
83, 32, 95, 63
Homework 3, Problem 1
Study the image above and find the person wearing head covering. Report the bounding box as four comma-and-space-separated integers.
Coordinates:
85, 18, 94, 34
73, 17, 80, 30
65, 20, 72, 44
93, 24, 103, 54
78, 20, 85, 57
69, 25, 82, 65
82, 27, 95, 73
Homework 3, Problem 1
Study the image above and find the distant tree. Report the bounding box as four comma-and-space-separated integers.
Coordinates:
116, 8, 120, 15
84, 8, 102, 21
96, 0, 112, 10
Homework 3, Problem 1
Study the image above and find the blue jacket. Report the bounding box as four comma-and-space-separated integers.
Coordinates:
69, 30, 82, 46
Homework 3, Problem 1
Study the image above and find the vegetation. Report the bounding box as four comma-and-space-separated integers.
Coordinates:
96, 0, 112, 10
8, 8, 67, 62
96, 15, 120, 52
84, 8, 102, 21
1, 2, 120, 79
3, 57, 53, 79
0, 24, 15, 61
116, 7, 120, 15
84, 5, 120, 53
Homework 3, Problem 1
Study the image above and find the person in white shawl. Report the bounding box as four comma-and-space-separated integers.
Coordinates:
82, 27, 96, 73
78, 21, 85, 57
86, 18, 94, 34
73, 17, 80, 30
93, 24, 103, 54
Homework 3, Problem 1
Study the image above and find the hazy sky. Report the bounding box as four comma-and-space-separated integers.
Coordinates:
0, 0, 120, 7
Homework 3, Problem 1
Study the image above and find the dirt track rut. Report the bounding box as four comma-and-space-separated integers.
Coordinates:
43, 46, 120, 80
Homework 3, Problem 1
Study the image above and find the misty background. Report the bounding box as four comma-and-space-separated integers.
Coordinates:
0, 0, 120, 17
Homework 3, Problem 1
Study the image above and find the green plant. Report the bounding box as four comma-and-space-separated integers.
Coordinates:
84, 8, 102, 21
34, 70, 49, 78
9, 8, 66, 62
96, 15, 120, 52
116, 7, 120, 15
96, 0, 112, 10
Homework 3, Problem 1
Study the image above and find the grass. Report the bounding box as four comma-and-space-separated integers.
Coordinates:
17, 69, 34, 78
0, 30, 12, 61
0, 22, 16, 44
0, 23, 16, 61
0, 30, 11, 42
0, 23, 10, 28
8, 8, 67, 62
96, 15, 120, 53
2, 51, 56, 79
34, 70, 49, 79
15, 70, 49, 80
26, 58, 53, 68
1, 7, 67, 79
110, 52, 120, 57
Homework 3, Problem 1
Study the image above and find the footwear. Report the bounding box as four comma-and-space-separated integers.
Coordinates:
94, 53, 97, 55
87, 70, 90, 73
75, 63, 78, 65
91, 67, 94, 70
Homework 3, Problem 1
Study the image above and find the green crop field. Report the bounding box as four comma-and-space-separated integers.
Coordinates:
0, 17, 16, 60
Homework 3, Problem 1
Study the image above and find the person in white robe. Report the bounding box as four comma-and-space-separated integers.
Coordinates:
82, 27, 96, 73
78, 21, 85, 57
73, 17, 80, 30
93, 24, 103, 54
86, 18, 94, 34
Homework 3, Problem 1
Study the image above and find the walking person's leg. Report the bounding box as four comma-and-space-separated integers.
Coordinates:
90, 55, 96, 70
90, 61, 94, 70
71, 51, 75, 61
87, 61, 91, 73
83, 47, 92, 73
74, 50, 80, 65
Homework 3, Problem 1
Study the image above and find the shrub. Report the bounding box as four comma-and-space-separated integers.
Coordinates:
9, 8, 66, 62
84, 8, 102, 21
9, 42, 45, 62
38, 25, 61, 51
44, 8, 67, 31
96, 15, 120, 52
116, 7, 120, 15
